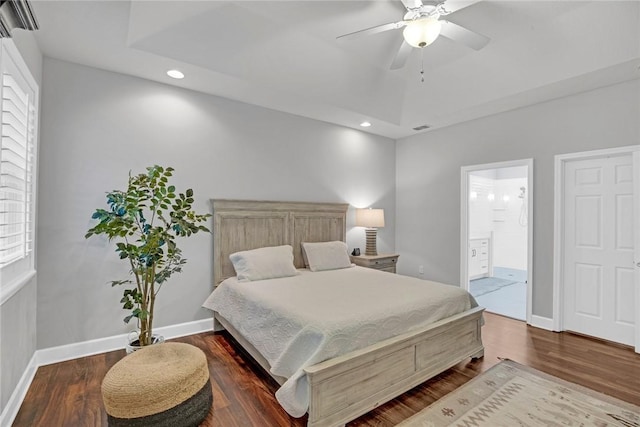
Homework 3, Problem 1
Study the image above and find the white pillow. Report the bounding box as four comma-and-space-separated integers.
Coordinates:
301, 241, 352, 272
229, 245, 298, 282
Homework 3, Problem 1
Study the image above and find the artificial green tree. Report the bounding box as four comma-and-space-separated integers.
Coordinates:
86, 165, 210, 346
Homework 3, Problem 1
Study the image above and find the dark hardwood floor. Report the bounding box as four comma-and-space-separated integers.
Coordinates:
13, 313, 640, 426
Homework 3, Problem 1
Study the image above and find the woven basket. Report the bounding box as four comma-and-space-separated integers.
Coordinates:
102, 342, 212, 426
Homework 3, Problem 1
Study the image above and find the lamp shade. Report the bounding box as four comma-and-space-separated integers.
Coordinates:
355, 208, 385, 228
402, 17, 441, 48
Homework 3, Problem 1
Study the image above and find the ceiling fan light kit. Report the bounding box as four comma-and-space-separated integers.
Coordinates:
400, 2, 443, 50
403, 17, 441, 48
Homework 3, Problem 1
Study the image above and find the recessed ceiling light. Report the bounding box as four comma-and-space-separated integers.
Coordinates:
167, 69, 185, 79
360, 121, 371, 127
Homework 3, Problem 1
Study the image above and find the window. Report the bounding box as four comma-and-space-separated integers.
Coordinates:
0, 39, 38, 303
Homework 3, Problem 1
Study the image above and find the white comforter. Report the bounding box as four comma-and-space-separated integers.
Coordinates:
202, 266, 476, 417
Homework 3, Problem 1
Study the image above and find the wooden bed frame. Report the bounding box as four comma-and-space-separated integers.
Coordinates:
211, 199, 484, 427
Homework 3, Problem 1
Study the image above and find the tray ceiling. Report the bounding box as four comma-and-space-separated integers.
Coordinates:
30, 1, 640, 138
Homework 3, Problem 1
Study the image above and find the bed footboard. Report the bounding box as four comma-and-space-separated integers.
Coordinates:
303, 306, 484, 427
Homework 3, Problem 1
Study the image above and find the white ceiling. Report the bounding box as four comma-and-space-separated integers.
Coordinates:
29, 0, 640, 139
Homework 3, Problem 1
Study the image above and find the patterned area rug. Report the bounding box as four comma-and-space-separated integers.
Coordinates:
398, 360, 640, 427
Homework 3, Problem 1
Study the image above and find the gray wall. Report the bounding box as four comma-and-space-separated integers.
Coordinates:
396, 79, 640, 318
0, 280, 37, 411
37, 58, 396, 349
0, 32, 42, 413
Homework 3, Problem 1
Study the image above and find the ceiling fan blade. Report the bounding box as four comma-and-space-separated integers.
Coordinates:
336, 21, 406, 40
400, 0, 423, 10
439, 20, 489, 50
390, 40, 412, 70
438, 0, 482, 15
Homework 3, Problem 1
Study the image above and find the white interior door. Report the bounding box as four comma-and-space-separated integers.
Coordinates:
563, 154, 636, 345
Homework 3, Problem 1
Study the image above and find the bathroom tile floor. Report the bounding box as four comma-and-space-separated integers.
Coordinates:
470, 267, 527, 321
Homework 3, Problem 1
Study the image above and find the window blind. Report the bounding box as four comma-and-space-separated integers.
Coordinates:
0, 61, 35, 267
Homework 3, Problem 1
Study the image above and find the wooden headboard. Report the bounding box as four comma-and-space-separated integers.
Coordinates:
212, 199, 349, 285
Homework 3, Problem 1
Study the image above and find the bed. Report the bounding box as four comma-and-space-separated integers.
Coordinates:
205, 199, 484, 427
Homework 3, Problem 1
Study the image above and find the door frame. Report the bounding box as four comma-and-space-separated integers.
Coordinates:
552, 145, 640, 352
460, 158, 534, 324
634, 151, 640, 353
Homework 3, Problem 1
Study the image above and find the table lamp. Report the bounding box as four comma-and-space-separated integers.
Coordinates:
355, 208, 385, 256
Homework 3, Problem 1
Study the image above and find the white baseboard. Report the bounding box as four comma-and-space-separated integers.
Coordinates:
529, 315, 555, 331
37, 318, 213, 366
0, 318, 213, 426
0, 353, 38, 427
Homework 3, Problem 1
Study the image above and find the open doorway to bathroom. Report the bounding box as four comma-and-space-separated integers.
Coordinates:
460, 159, 533, 322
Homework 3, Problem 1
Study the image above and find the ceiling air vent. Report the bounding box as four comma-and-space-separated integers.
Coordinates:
412, 124, 430, 131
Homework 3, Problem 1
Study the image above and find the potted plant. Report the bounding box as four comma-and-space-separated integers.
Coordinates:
86, 165, 210, 351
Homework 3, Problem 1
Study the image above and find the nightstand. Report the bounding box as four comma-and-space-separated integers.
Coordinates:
350, 254, 399, 273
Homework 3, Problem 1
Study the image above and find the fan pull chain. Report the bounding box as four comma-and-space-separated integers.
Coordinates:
420, 48, 425, 83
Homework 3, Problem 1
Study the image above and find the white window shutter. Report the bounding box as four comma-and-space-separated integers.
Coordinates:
0, 39, 38, 286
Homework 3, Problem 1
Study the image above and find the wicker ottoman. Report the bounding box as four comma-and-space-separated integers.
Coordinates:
102, 342, 212, 427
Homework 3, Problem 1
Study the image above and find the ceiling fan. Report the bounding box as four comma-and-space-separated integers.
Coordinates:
337, 0, 490, 70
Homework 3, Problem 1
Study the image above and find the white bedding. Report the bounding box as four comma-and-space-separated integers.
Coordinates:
202, 266, 477, 417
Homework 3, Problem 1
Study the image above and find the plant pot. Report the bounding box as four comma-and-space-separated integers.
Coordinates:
125, 333, 165, 354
